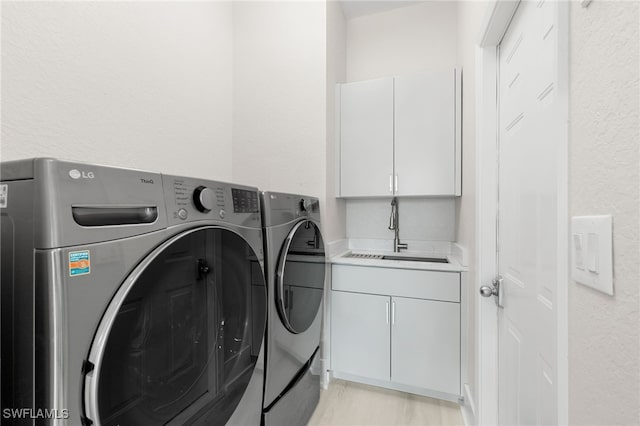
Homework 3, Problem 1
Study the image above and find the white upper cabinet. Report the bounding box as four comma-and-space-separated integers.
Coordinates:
339, 77, 394, 197
395, 70, 459, 196
338, 69, 461, 197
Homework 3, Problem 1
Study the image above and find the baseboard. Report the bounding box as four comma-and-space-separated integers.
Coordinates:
460, 383, 476, 426
332, 371, 462, 404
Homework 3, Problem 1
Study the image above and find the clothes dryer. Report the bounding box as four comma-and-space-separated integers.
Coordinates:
0, 158, 267, 425
260, 192, 326, 426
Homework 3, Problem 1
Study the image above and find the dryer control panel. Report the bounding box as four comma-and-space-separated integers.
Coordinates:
260, 191, 321, 228
163, 175, 261, 228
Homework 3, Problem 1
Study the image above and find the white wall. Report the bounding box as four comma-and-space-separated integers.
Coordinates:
455, 1, 488, 418
2, 1, 346, 242
231, 0, 327, 214
346, 198, 455, 241
346, 1, 458, 82
569, 2, 640, 424
325, 2, 348, 243
232, 0, 346, 243
343, 2, 459, 244
1, 2, 234, 181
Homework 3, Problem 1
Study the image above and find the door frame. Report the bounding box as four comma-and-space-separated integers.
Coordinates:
474, 1, 569, 424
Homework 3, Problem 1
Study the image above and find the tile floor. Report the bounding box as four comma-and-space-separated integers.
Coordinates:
308, 379, 464, 426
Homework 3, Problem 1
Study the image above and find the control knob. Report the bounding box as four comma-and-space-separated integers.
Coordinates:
299, 198, 312, 213
193, 186, 215, 213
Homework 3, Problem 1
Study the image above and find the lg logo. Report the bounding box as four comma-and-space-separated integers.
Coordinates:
69, 169, 95, 179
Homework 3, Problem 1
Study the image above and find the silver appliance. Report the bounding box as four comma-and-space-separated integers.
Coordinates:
260, 192, 326, 426
0, 158, 267, 425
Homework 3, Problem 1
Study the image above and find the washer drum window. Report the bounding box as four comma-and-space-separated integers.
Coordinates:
84, 227, 266, 426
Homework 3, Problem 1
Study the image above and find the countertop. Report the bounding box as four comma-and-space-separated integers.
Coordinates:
330, 250, 467, 273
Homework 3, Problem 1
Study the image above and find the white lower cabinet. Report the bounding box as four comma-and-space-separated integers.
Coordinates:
390, 297, 460, 395
331, 291, 390, 381
330, 264, 462, 399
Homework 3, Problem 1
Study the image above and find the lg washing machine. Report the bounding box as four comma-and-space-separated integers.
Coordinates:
0, 158, 267, 425
260, 192, 326, 426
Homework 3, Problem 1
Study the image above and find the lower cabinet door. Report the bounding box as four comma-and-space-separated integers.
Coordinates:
391, 297, 460, 395
331, 291, 390, 381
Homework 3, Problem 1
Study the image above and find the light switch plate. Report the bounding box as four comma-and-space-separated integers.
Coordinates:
571, 215, 613, 295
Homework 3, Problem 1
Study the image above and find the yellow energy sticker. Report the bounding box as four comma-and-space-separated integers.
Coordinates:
69, 250, 90, 276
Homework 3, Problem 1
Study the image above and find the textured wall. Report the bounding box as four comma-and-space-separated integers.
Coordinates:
325, 2, 347, 243
231, 1, 327, 209
346, 1, 458, 82
569, 2, 640, 424
343, 2, 460, 243
1, 2, 234, 181
2, 0, 345, 242
455, 1, 489, 417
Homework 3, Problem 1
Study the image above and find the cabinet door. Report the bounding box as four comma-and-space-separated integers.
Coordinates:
394, 71, 457, 196
391, 296, 460, 395
331, 291, 390, 381
340, 78, 394, 197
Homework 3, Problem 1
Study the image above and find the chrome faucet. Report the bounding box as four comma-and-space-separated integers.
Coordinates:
388, 197, 408, 253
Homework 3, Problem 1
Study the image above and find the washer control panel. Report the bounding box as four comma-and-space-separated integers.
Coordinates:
232, 188, 259, 213
163, 175, 260, 227
193, 186, 216, 213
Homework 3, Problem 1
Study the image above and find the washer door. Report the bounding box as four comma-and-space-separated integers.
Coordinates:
84, 227, 266, 426
276, 220, 326, 334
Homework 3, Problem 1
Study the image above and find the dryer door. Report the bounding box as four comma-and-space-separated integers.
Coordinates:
84, 227, 266, 426
276, 220, 326, 334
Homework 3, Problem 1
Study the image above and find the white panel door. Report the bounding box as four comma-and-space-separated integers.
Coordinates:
340, 78, 394, 197
331, 291, 390, 381
394, 71, 456, 196
391, 297, 460, 395
498, 1, 562, 424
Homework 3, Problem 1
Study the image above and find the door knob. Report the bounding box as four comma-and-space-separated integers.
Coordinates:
479, 276, 504, 308
479, 285, 497, 297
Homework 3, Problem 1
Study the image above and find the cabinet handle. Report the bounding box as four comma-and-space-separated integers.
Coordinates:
394, 175, 398, 192
386, 302, 390, 324
389, 175, 393, 193
391, 301, 396, 325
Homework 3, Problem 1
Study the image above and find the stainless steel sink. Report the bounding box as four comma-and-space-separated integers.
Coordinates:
381, 255, 449, 263
346, 253, 449, 263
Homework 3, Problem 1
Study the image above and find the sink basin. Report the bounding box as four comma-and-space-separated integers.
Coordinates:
345, 253, 449, 264
381, 255, 449, 263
